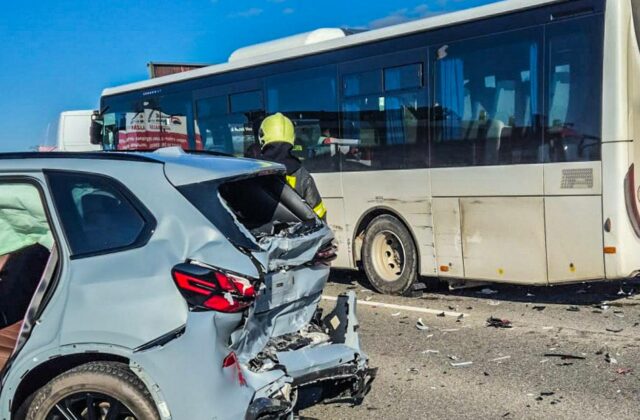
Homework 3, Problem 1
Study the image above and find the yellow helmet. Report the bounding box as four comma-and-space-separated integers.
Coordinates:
259, 113, 295, 147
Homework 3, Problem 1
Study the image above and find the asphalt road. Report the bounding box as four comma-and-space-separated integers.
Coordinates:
301, 272, 640, 420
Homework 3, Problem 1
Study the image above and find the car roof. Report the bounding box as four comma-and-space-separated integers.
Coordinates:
0, 148, 284, 186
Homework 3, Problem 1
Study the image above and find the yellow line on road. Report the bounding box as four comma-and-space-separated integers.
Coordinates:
321, 295, 468, 318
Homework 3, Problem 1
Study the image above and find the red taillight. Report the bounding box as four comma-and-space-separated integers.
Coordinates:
314, 242, 338, 266
172, 263, 257, 313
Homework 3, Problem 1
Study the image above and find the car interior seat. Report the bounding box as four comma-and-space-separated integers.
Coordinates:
0, 244, 51, 371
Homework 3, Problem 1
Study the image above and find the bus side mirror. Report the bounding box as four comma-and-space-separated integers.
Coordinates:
90, 113, 103, 145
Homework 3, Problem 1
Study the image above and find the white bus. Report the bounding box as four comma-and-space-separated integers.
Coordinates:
92, 0, 640, 295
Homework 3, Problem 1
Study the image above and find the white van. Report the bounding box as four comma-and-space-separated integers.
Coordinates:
57, 110, 102, 152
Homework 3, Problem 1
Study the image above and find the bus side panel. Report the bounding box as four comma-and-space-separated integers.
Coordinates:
543, 162, 605, 283
432, 198, 464, 278
313, 173, 352, 269
432, 165, 545, 284
545, 196, 604, 282
340, 169, 436, 277
460, 197, 548, 285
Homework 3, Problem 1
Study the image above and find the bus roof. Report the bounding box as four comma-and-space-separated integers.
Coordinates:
102, 0, 563, 97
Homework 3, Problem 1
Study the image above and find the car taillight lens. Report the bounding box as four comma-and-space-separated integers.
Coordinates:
172, 263, 257, 313
314, 242, 338, 266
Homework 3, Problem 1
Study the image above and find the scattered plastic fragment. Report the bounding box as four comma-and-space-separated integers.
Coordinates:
448, 355, 460, 361
606, 328, 624, 333
543, 353, 586, 360
566, 306, 580, 312
490, 356, 511, 362
450, 361, 473, 367
486, 317, 512, 328
616, 368, 632, 375
605, 353, 618, 364
441, 328, 460, 332
391, 312, 402, 317
479, 288, 499, 295
407, 367, 419, 374
422, 350, 439, 354
542, 326, 554, 330
436, 312, 445, 317
416, 318, 429, 331
488, 300, 501, 306
364, 295, 373, 301
526, 292, 535, 297
532, 305, 546, 311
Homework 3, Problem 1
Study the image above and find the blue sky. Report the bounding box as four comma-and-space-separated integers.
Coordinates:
0, 0, 494, 151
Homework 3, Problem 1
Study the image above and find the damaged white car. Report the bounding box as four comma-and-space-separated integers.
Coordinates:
0, 148, 375, 419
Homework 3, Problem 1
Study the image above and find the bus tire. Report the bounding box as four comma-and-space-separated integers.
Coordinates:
362, 215, 417, 295
25, 361, 159, 420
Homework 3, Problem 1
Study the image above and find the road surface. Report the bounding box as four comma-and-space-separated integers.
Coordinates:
301, 272, 640, 419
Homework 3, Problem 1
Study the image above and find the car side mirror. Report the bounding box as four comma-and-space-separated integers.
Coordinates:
90, 112, 103, 145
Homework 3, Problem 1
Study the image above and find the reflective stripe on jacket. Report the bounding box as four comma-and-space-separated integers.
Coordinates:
285, 167, 327, 220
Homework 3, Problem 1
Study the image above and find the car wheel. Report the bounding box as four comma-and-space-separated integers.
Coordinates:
362, 215, 418, 295
26, 361, 159, 420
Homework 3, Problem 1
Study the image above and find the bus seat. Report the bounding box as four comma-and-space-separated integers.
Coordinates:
549, 71, 570, 127
0, 322, 21, 371
493, 81, 516, 125
485, 119, 506, 165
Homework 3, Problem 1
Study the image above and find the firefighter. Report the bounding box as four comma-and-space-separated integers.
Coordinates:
259, 113, 327, 220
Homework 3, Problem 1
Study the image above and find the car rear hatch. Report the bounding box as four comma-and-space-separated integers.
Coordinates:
164, 152, 374, 412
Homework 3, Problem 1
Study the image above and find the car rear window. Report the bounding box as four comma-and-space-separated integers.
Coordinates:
47, 172, 155, 258
177, 174, 317, 248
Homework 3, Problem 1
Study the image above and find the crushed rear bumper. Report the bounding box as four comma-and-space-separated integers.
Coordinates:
245, 292, 376, 419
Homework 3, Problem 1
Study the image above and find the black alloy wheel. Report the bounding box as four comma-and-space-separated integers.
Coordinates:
46, 392, 136, 420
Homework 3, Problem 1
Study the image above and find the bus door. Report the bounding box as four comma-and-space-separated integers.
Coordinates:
193, 80, 265, 157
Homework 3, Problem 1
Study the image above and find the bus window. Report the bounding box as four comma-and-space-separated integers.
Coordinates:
432, 28, 542, 167
159, 93, 197, 150
544, 16, 602, 163
341, 63, 427, 171
266, 66, 339, 173
195, 91, 264, 156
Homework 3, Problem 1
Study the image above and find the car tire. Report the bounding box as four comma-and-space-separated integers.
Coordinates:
362, 215, 418, 295
26, 361, 159, 420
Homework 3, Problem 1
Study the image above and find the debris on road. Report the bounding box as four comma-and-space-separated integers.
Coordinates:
391, 312, 402, 317
488, 300, 501, 306
543, 353, 586, 360
416, 318, 429, 331
407, 367, 419, 374
479, 288, 499, 295
605, 353, 618, 364
421, 350, 439, 355
437, 311, 446, 317
566, 306, 580, 312
606, 328, 624, 333
486, 317, 513, 328
615, 368, 632, 375
490, 356, 511, 362
532, 305, 546, 311
450, 361, 473, 367
441, 328, 460, 332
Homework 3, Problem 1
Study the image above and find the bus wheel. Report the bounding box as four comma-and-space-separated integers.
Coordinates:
362, 215, 417, 295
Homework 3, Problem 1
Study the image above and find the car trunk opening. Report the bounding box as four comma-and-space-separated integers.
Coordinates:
174, 170, 373, 408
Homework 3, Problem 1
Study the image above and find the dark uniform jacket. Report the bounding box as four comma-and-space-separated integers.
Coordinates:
260, 143, 327, 220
